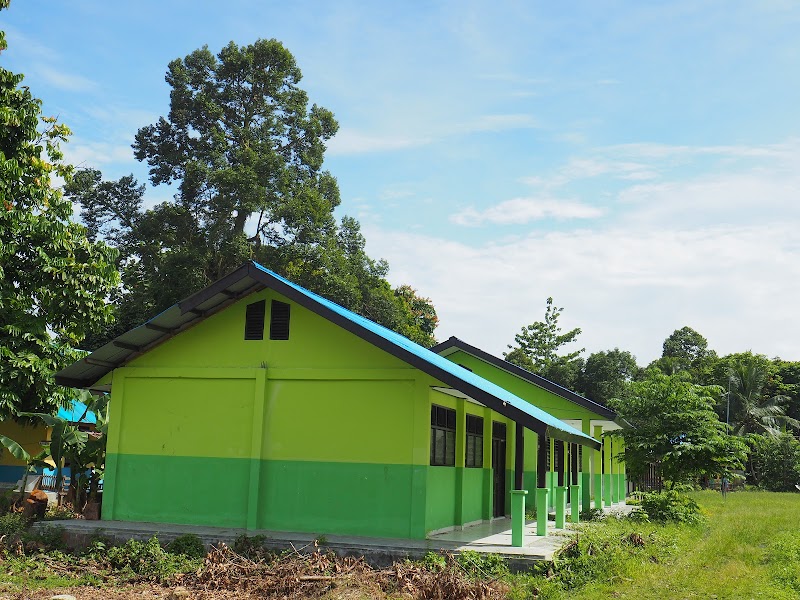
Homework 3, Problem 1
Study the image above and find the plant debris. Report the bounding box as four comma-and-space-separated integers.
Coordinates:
181, 543, 508, 599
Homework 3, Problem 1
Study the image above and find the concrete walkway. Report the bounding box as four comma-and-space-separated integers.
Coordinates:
36, 502, 633, 572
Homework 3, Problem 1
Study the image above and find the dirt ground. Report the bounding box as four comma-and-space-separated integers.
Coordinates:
1, 584, 382, 599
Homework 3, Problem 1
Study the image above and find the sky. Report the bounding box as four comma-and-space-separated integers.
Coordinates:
3, 0, 800, 365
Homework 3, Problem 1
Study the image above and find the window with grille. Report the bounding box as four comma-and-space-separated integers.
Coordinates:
244, 300, 266, 340
465, 414, 483, 468
269, 300, 290, 340
430, 405, 456, 466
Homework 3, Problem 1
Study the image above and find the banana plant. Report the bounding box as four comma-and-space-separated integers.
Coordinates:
20, 411, 89, 501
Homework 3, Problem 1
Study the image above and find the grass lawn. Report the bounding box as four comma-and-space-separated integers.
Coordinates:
516, 490, 800, 600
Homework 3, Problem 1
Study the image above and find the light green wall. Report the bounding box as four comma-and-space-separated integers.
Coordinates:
103, 288, 556, 538
443, 350, 604, 422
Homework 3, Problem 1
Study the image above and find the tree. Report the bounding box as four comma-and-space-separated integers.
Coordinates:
66, 40, 438, 349
133, 39, 340, 276
611, 371, 746, 489
578, 348, 639, 406
0, 8, 119, 417
504, 297, 584, 388
744, 433, 800, 491
650, 326, 717, 380
726, 359, 799, 437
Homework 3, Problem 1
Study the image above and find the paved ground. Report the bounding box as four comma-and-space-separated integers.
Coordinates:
36, 502, 633, 572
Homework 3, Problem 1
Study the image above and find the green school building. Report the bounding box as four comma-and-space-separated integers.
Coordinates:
56, 261, 619, 540
431, 337, 627, 514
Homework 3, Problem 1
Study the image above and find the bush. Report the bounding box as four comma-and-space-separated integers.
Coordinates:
232, 533, 271, 560
166, 533, 206, 559
106, 536, 200, 582
455, 551, 509, 579
637, 491, 703, 525
0, 512, 27, 538
745, 433, 800, 491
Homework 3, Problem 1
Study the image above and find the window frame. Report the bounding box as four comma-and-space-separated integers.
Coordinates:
465, 413, 484, 468
430, 404, 456, 467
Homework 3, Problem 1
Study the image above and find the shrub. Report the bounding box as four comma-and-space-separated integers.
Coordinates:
0, 512, 27, 538
637, 491, 703, 525
166, 533, 206, 559
745, 433, 800, 491
106, 536, 200, 582
455, 551, 509, 579
232, 533, 271, 560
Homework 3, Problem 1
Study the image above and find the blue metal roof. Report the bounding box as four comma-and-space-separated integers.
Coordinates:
56, 261, 599, 449
250, 263, 597, 447
57, 399, 96, 424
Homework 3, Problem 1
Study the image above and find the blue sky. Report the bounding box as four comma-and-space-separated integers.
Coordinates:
4, 1, 800, 364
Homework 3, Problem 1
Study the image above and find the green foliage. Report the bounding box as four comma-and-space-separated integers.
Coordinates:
745, 433, 800, 491
0, 8, 119, 418
611, 370, 747, 487
507, 518, 682, 599
105, 536, 201, 582
0, 512, 27, 538
232, 532, 270, 559
420, 551, 509, 579
727, 359, 799, 436
504, 297, 585, 389
765, 531, 800, 593
578, 348, 639, 405
166, 533, 206, 559
455, 550, 509, 579
636, 491, 704, 525
66, 40, 438, 350
651, 326, 717, 380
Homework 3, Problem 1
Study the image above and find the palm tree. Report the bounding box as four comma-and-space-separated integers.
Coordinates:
728, 362, 800, 436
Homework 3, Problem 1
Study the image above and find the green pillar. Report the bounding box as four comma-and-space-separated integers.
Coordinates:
618, 437, 626, 502
570, 484, 581, 523
603, 433, 613, 507
549, 436, 556, 509
610, 435, 620, 505
536, 488, 549, 536
581, 421, 592, 513
593, 425, 604, 509
511, 490, 528, 547
555, 486, 566, 528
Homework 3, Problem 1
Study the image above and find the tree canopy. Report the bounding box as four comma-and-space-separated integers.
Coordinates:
0, 10, 119, 417
504, 297, 584, 389
578, 348, 639, 406
611, 371, 746, 488
66, 40, 438, 349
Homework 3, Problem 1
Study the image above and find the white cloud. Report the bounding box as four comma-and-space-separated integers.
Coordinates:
63, 140, 136, 169
34, 65, 98, 93
367, 222, 800, 366
451, 198, 604, 226
367, 139, 800, 364
326, 128, 432, 155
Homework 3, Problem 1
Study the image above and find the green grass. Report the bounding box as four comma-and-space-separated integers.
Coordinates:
508, 490, 800, 599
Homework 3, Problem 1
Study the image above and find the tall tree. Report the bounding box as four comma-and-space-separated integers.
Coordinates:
611, 371, 746, 489
651, 326, 717, 380
726, 359, 799, 437
67, 40, 438, 348
578, 348, 639, 406
504, 297, 584, 389
0, 7, 119, 417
